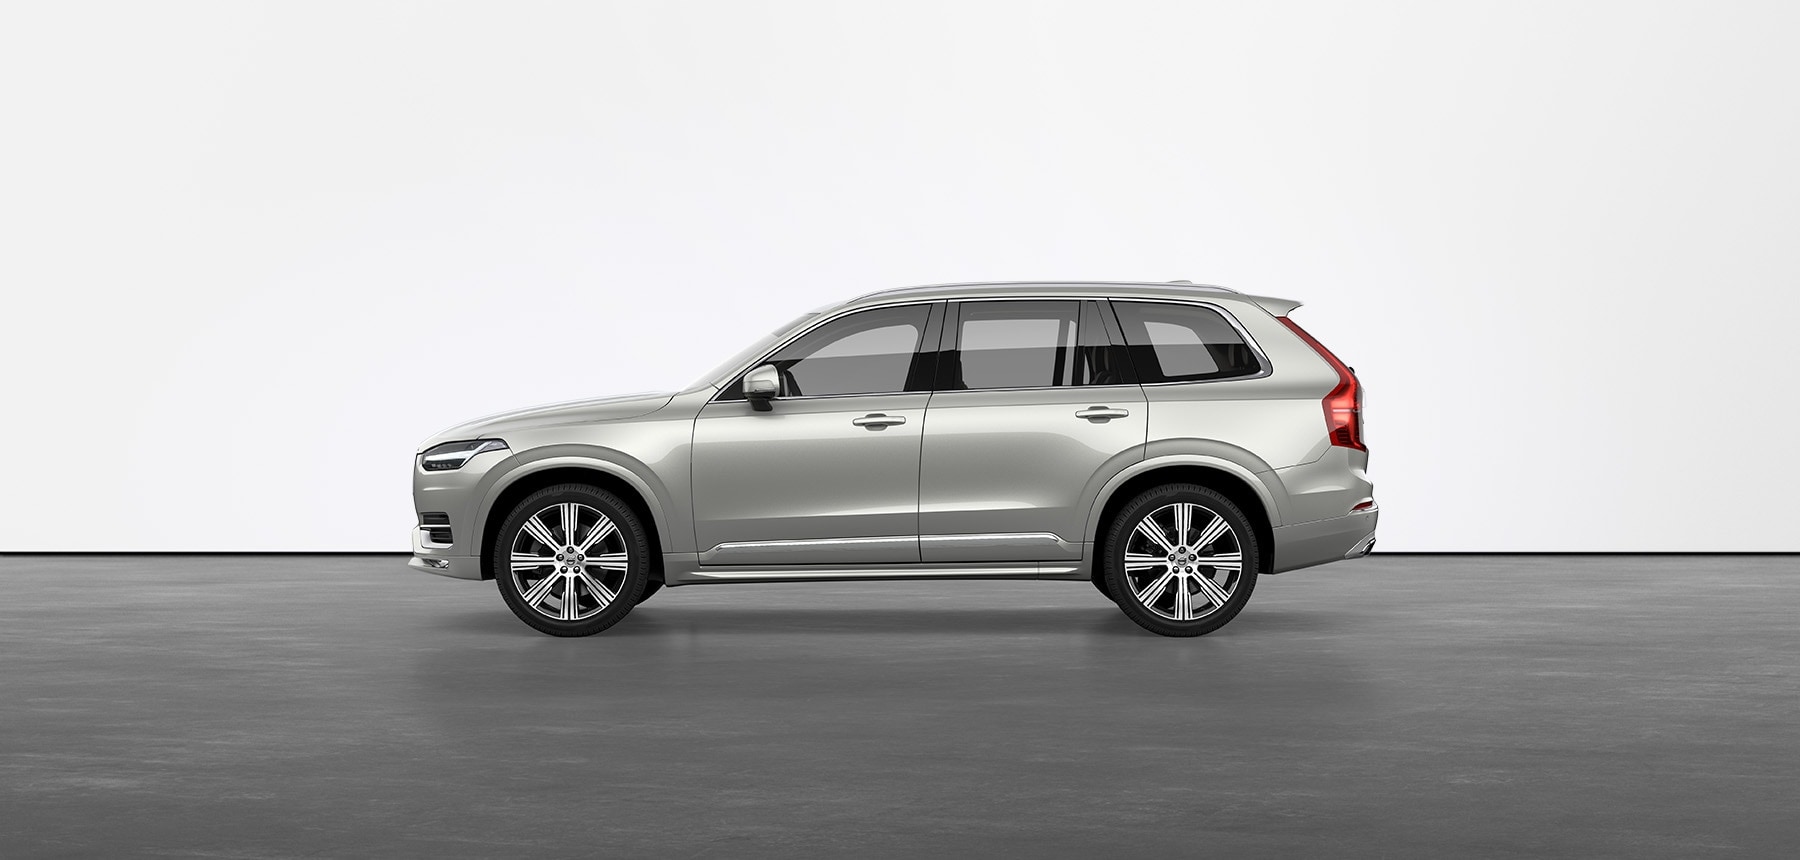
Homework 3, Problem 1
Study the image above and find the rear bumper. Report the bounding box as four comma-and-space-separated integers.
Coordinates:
409, 528, 483, 580
1268, 506, 1378, 574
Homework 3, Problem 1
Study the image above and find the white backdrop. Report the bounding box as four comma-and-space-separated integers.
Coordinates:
3, 1, 1796, 551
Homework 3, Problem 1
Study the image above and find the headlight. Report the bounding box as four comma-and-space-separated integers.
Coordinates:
420, 439, 508, 472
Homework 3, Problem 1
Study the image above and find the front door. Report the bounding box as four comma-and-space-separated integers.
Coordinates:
919, 300, 1146, 561
691, 302, 942, 566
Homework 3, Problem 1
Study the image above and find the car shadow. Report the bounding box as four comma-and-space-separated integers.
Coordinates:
424, 603, 1343, 638
611, 605, 1147, 637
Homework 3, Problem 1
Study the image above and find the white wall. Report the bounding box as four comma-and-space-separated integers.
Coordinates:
3, 1, 1796, 551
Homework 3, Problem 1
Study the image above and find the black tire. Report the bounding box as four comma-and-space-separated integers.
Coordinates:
491, 483, 651, 637
1102, 483, 1259, 637
635, 580, 663, 605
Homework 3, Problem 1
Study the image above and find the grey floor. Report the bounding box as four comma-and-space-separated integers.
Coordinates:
1, 556, 1796, 858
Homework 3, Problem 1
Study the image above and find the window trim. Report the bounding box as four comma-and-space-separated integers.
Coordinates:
704, 295, 1273, 403
1106, 298, 1275, 386
709, 301, 944, 404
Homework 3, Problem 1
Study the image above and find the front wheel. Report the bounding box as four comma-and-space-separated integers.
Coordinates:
1103, 484, 1259, 637
492, 483, 651, 637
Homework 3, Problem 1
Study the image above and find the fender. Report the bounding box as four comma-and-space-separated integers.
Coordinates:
471, 445, 680, 557
1082, 443, 1290, 545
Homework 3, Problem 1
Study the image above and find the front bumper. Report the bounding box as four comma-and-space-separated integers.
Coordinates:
410, 446, 511, 581
410, 527, 483, 580
1268, 506, 1378, 574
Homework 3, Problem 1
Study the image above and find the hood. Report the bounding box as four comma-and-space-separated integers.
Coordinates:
419, 391, 676, 451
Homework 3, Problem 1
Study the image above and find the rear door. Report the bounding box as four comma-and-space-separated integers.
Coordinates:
917, 299, 1146, 562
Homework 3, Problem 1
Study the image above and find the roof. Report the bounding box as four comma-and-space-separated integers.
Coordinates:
848, 280, 1240, 305
837, 280, 1303, 319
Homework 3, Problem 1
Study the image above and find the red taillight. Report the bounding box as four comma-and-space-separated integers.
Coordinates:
1277, 317, 1366, 452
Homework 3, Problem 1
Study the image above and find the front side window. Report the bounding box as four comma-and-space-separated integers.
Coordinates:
722, 304, 932, 399
1111, 301, 1262, 383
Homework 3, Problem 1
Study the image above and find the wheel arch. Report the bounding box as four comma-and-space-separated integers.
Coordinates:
477, 459, 668, 582
1086, 458, 1281, 580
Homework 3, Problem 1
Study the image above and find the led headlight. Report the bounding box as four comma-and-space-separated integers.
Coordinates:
420, 439, 508, 472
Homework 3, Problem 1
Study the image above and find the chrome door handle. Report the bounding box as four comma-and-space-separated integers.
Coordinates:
852, 413, 907, 428
1075, 406, 1130, 421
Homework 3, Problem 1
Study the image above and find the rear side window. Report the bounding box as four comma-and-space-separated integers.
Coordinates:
1111, 301, 1262, 383
947, 301, 1131, 390
952, 301, 1079, 390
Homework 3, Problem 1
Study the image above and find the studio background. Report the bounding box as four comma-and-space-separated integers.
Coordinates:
3, 0, 1795, 552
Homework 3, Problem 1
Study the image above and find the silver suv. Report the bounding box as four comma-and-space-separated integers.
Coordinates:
410, 281, 1377, 637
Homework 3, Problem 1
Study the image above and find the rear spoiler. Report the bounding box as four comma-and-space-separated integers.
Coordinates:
1244, 294, 1303, 317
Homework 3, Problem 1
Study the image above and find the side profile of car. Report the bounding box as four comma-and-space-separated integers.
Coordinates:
409, 281, 1377, 637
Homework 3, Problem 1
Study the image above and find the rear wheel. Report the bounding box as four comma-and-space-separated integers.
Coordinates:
491, 483, 650, 637
1103, 484, 1259, 637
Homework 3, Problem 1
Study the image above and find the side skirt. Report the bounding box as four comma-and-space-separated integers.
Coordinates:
660, 553, 1091, 586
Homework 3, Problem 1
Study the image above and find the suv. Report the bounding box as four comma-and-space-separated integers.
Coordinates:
410, 281, 1376, 637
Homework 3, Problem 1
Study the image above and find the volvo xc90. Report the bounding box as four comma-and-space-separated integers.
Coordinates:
410, 281, 1377, 637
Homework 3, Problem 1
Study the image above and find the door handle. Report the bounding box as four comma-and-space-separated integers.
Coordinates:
852, 413, 907, 428
1075, 406, 1130, 421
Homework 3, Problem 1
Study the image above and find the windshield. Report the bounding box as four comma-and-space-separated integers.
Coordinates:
687, 309, 826, 390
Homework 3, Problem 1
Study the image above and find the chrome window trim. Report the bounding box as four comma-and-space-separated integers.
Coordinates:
710, 390, 933, 405
923, 382, 1142, 396
705, 295, 1274, 404
711, 390, 932, 405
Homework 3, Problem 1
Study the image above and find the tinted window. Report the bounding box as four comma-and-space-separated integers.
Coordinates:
727, 304, 931, 398
1111, 301, 1262, 383
1077, 300, 1133, 386
956, 302, 1077, 390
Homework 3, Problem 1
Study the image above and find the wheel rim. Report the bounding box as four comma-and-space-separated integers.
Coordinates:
1121, 502, 1243, 622
509, 502, 629, 622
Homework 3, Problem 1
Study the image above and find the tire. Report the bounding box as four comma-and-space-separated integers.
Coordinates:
635, 580, 663, 605
1102, 483, 1259, 637
491, 483, 651, 637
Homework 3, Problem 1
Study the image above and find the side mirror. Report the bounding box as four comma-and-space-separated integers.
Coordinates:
743, 364, 780, 412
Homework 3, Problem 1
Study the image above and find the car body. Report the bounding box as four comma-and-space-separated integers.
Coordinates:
409, 281, 1377, 636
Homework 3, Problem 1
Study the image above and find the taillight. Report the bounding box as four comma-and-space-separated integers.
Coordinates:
1277, 317, 1366, 452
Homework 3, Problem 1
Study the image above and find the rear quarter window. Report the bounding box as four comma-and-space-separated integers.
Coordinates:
1111, 301, 1263, 383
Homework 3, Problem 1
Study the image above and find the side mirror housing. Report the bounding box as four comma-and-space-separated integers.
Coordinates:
743, 364, 780, 411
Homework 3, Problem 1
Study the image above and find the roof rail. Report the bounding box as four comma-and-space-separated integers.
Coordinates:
853, 280, 1241, 301
1170, 280, 1238, 293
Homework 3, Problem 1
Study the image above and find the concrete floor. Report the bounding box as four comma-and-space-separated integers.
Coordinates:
0, 555, 1795, 858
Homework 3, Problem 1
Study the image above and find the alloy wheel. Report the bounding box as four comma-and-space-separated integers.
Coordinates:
1120, 501, 1243, 622
508, 502, 630, 622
